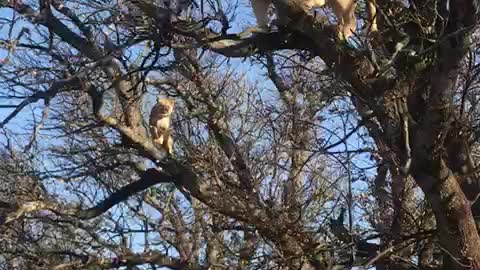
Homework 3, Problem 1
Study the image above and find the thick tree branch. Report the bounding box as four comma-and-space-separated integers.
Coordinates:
4, 1, 102, 59
76, 168, 175, 219
0, 164, 199, 223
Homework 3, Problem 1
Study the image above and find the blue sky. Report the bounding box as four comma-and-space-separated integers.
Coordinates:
0, 0, 377, 222
0, 1, 380, 268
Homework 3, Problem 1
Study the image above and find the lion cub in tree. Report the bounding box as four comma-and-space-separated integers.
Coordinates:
250, 0, 377, 41
149, 97, 175, 155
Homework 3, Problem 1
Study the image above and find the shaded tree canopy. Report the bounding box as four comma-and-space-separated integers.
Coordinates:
0, 0, 480, 269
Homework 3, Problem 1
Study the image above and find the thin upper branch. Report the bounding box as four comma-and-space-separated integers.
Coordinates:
0, 77, 80, 128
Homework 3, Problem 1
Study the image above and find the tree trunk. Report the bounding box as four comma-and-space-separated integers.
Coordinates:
413, 164, 480, 270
